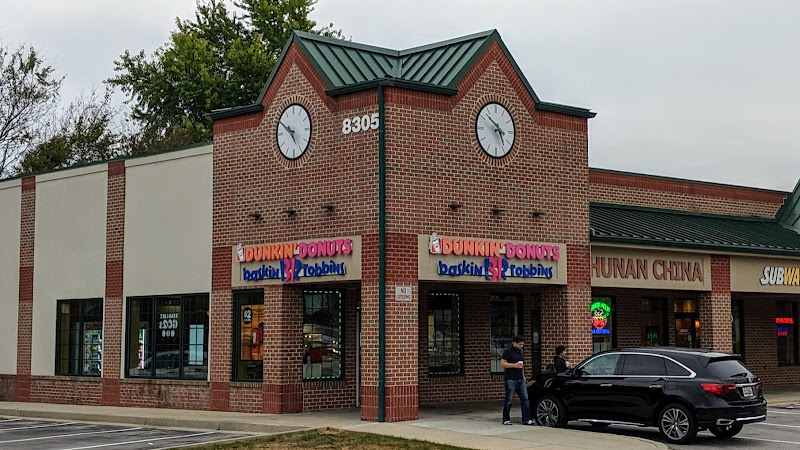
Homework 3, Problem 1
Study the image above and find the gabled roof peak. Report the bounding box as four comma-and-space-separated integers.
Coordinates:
210, 29, 595, 120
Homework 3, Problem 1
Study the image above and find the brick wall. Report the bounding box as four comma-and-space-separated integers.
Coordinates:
0, 375, 15, 400
16, 177, 35, 402
589, 169, 786, 217
103, 161, 126, 405
120, 380, 210, 409
30, 377, 102, 405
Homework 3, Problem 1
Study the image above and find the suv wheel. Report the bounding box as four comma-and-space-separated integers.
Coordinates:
658, 403, 698, 445
535, 395, 567, 428
709, 423, 743, 438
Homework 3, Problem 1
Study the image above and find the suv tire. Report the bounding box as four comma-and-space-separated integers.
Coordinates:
709, 423, 743, 438
658, 403, 698, 445
535, 395, 567, 428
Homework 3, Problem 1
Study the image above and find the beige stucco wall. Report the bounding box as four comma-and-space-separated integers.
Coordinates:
0, 180, 21, 375
32, 166, 108, 376
124, 145, 212, 297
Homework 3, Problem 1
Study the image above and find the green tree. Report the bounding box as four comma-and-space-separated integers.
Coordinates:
109, 0, 342, 152
17, 87, 124, 175
0, 42, 63, 178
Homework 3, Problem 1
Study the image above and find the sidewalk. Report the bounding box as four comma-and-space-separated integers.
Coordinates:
6, 387, 797, 450
0, 400, 667, 450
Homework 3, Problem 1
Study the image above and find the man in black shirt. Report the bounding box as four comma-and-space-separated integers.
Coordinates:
501, 336, 533, 425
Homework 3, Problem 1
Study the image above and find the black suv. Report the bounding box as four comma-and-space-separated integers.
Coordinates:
528, 347, 766, 444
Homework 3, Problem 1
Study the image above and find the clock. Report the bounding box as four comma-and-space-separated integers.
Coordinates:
276, 104, 311, 160
475, 102, 515, 158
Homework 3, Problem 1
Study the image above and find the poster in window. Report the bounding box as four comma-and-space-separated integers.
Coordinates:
241, 304, 266, 360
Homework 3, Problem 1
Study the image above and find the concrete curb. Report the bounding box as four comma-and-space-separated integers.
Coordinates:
0, 407, 306, 434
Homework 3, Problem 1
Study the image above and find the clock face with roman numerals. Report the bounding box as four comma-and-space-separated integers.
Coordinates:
276, 104, 311, 160
475, 102, 515, 158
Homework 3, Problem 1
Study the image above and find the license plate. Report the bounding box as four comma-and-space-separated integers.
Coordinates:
742, 386, 754, 397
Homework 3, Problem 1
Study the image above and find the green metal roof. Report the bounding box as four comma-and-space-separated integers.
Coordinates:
590, 203, 800, 256
776, 179, 800, 233
209, 30, 595, 120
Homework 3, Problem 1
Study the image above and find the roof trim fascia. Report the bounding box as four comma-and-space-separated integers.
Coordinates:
589, 234, 800, 257
326, 79, 458, 96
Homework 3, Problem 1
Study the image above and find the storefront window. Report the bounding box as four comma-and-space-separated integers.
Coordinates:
55, 298, 103, 376
428, 292, 462, 375
641, 298, 666, 346
591, 297, 614, 353
303, 290, 343, 380
233, 290, 265, 380
126, 294, 209, 379
777, 302, 797, 365
490, 294, 519, 373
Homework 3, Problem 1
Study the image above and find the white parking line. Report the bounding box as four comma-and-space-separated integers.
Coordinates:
62, 431, 217, 449
737, 436, 800, 446
0, 426, 142, 443
0, 422, 77, 431
0, 419, 21, 423
769, 410, 800, 415
755, 422, 800, 429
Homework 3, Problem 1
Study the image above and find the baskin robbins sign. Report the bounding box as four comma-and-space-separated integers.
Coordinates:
418, 234, 567, 284
231, 236, 361, 286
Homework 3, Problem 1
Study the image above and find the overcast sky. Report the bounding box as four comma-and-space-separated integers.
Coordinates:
2, 1, 798, 191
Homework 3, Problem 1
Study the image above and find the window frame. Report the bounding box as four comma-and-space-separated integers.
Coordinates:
777, 301, 798, 366
427, 292, 464, 377
489, 293, 521, 374
232, 289, 265, 382
54, 298, 103, 377
302, 290, 345, 381
125, 293, 210, 380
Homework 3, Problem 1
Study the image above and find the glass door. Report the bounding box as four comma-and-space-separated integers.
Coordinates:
674, 300, 700, 348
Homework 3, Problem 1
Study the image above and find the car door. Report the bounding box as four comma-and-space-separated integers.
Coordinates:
561, 353, 623, 421
614, 353, 668, 424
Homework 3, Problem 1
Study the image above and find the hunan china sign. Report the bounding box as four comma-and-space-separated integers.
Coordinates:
231, 236, 362, 286
591, 248, 711, 291
418, 234, 567, 284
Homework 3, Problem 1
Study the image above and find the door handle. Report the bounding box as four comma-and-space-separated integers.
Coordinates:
649, 385, 662, 389
600, 383, 613, 387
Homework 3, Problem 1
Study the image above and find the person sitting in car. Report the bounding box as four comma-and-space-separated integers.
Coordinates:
553, 345, 571, 373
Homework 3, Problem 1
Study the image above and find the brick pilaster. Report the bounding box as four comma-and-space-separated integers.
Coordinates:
102, 161, 126, 405
262, 285, 303, 413
16, 177, 35, 402
699, 255, 732, 352
210, 246, 233, 410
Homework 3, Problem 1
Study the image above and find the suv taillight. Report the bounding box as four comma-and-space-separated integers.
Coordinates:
701, 383, 738, 396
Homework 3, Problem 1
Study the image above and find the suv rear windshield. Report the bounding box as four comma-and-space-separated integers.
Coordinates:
707, 359, 752, 378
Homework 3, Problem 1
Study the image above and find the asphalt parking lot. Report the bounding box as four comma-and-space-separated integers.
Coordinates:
575, 406, 800, 449
0, 417, 252, 450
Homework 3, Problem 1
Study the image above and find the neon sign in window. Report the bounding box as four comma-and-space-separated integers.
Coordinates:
591, 301, 611, 335
778, 326, 789, 337
776, 317, 794, 325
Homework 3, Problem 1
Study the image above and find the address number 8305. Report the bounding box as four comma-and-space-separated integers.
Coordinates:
342, 113, 379, 135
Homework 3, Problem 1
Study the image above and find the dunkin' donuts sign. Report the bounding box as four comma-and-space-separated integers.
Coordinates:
419, 234, 566, 284
232, 236, 361, 285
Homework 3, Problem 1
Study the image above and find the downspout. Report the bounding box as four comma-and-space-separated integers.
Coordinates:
377, 83, 386, 422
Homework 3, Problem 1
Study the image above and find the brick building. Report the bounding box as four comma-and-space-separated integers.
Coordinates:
1, 30, 800, 422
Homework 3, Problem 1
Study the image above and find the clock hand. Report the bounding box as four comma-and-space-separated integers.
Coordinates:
281, 121, 297, 142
